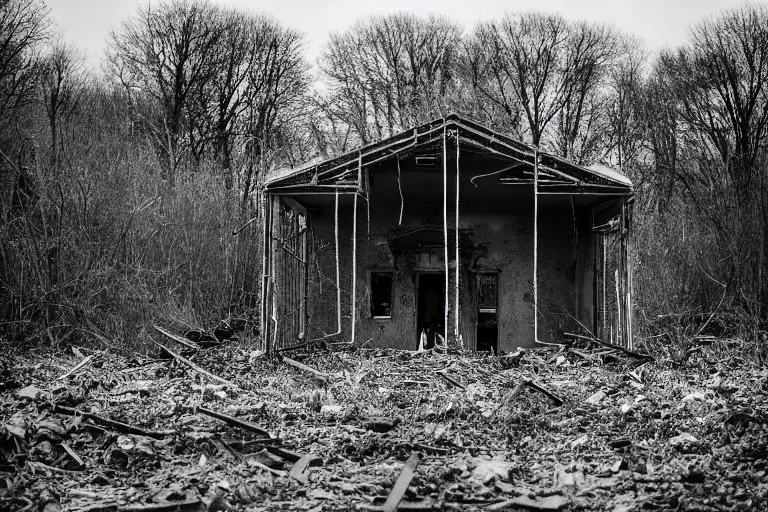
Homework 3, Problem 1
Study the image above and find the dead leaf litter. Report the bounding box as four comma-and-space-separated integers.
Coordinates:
1, 337, 767, 511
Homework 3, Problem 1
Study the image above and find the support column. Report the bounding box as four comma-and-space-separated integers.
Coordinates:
260, 191, 271, 352
624, 199, 634, 349
533, 148, 539, 344
352, 155, 360, 345
443, 125, 449, 343
455, 129, 461, 347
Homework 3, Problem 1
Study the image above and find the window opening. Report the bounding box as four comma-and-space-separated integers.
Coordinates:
476, 272, 498, 352
371, 272, 393, 318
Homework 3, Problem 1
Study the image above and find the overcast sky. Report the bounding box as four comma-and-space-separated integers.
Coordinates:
47, 0, 746, 68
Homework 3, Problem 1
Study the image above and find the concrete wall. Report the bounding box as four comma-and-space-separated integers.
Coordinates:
290, 179, 596, 352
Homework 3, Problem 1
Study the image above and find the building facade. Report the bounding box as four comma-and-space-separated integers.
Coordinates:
261, 115, 634, 353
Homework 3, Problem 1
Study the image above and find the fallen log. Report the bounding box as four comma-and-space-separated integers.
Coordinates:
488, 494, 569, 511
507, 380, 563, 407
52, 405, 172, 439
227, 438, 273, 452
402, 380, 431, 386
215, 438, 244, 461
247, 458, 287, 477
195, 406, 271, 438
117, 500, 202, 512
525, 380, 564, 407
152, 340, 237, 388
361, 500, 436, 512
282, 356, 332, 380
56, 355, 93, 380
436, 370, 466, 390
77, 504, 119, 512
563, 332, 653, 361
411, 442, 449, 454
60, 442, 84, 467
153, 326, 200, 350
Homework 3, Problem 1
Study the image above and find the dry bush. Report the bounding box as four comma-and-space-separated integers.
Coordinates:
0, 92, 261, 351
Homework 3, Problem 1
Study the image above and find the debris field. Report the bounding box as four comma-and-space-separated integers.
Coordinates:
2, 335, 767, 511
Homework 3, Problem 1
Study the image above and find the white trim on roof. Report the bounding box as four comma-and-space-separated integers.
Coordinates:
586, 163, 633, 187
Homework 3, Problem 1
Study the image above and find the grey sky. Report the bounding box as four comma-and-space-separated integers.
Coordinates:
47, 0, 746, 67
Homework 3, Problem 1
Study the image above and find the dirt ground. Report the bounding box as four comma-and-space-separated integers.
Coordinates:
1, 337, 767, 511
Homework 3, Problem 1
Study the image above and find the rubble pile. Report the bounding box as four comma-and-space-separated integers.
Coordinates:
1, 334, 766, 511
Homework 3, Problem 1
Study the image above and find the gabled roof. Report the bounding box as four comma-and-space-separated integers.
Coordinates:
266, 113, 632, 194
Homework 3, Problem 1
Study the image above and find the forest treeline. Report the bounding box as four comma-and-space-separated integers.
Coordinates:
1, 0, 768, 351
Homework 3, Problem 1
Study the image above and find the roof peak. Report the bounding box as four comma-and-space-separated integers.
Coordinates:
267, 114, 632, 192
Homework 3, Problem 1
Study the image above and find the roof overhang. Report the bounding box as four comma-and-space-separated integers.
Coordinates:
266, 114, 633, 196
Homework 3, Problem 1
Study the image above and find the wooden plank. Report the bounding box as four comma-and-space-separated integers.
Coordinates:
380, 453, 420, 512
57, 355, 93, 380
525, 380, 563, 407
436, 370, 466, 390
152, 340, 237, 387
282, 356, 333, 380
53, 405, 173, 438
195, 406, 271, 438
289, 454, 314, 484
153, 326, 199, 350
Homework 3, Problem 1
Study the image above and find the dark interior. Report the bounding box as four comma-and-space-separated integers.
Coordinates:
417, 272, 445, 349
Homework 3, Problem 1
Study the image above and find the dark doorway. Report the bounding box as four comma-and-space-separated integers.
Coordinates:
417, 272, 445, 349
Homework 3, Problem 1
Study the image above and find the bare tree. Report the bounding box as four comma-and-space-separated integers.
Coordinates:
660, 6, 768, 197
465, 12, 622, 162
468, 13, 571, 147
653, 4, 768, 316
603, 36, 647, 172
552, 21, 620, 163
319, 13, 461, 144
457, 24, 523, 135
0, 0, 49, 233
0, 0, 50, 158
39, 36, 85, 168
107, 0, 222, 185
204, 9, 254, 173
240, 20, 307, 208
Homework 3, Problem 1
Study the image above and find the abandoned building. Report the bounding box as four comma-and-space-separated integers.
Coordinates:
260, 114, 634, 354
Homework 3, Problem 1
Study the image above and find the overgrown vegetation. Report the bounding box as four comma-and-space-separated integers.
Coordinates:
2, 0, 768, 350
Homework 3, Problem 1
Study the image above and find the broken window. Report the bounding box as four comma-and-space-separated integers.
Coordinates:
476, 273, 498, 353
371, 272, 393, 318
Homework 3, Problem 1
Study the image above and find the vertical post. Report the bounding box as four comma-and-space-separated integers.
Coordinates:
260, 191, 270, 352
622, 199, 633, 349
455, 129, 461, 347
351, 191, 358, 345
352, 156, 360, 345
363, 166, 371, 238
443, 125, 449, 343
615, 200, 627, 346
626, 203, 635, 350
334, 190, 341, 336
601, 233, 607, 340
269, 195, 280, 353
615, 267, 622, 345
301, 213, 309, 339
592, 210, 599, 338
533, 148, 539, 344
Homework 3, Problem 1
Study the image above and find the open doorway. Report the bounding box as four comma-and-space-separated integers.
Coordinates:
417, 272, 445, 349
